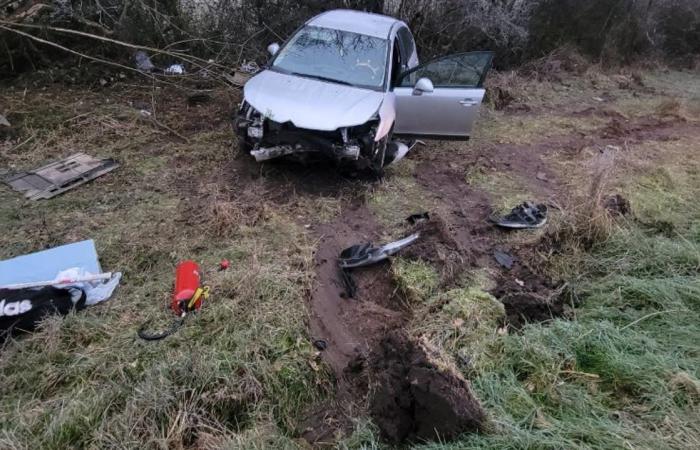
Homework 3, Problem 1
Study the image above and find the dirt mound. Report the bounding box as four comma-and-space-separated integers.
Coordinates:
600, 116, 684, 141
492, 262, 565, 328
368, 332, 485, 443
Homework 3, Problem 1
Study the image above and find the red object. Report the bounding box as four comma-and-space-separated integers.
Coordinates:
219, 259, 230, 271
172, 260, 201, 315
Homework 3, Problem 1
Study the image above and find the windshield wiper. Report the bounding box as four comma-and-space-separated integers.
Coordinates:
291, 72, 354, 86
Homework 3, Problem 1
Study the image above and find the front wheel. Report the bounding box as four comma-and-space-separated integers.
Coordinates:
370, 129, 392, 178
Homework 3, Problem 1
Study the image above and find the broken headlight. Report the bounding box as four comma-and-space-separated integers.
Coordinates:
237, 101, 264, 140
347, 120, 379, 157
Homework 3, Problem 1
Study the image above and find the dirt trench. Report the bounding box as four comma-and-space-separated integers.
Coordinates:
297, 140, 578, 444
300, 199, 491, 444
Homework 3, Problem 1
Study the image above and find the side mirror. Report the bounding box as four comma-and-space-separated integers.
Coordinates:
413, 77, 434, 95
267, 43, 280, 57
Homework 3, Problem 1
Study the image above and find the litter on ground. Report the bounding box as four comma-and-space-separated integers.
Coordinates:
406, 211, 430, 225
3, 153, 119, 200
134, 50, 155, 72
138, 260, 210, 341
338, 233, 420, 269
493, 249, 516, 269
0, 240, 121, 337
165, 63, 185, 75
492, 202, 548, 229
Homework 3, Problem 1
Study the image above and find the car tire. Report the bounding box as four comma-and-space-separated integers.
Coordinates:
370, 128, 392, 177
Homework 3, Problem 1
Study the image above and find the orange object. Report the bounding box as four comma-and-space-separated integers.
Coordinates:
172, 260, 201, 315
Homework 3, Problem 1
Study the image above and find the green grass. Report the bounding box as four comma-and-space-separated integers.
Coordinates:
0, 86, 332, 449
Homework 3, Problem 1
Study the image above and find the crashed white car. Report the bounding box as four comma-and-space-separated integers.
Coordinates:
236, 9, 493, 173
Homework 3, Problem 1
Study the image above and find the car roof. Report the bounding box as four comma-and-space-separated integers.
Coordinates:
307, 9, 402, 39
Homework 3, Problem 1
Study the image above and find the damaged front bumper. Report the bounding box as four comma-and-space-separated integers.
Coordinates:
236, 102, 375, 163
250, 143, 360, 162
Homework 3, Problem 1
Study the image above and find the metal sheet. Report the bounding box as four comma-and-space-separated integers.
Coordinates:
3, 153, 118, 200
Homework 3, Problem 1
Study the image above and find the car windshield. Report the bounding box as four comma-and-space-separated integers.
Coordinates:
271, 26, 388, 90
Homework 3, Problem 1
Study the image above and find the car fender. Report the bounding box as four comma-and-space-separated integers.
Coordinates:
375, 93, 396, 142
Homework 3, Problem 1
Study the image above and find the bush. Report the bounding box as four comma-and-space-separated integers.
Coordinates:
1, 0, 699, 76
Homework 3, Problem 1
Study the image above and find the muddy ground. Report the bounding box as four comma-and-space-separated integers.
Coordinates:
2, 68, 699, 448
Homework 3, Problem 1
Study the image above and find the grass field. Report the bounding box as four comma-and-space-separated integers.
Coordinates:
1, 65, 699, 449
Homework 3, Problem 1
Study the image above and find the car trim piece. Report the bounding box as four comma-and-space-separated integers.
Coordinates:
393, 133, 472, 141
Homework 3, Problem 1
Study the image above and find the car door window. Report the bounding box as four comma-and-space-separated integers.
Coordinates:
397, 27, 415, 62
399, 52, 493, 88
390, 39, 403, 87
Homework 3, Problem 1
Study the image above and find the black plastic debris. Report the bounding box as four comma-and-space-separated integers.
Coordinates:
406, 212, 430, 225
188, 93, 212, 106
337, 233, 420, 298
313, 339, 328, 351
492, 202, 547, 229
338, 233, 420, 269
493, 249, 515, 269
1, 286, 85, 340
339, 266, 358, 298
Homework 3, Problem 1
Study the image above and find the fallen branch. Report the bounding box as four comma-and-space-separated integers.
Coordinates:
0, 24, 246, 89
0, 19, 230, 72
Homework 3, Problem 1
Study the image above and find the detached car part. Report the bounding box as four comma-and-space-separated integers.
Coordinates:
338, 233, 420, 269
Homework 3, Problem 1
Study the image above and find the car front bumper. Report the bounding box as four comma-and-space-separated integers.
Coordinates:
236, 103, 374, 163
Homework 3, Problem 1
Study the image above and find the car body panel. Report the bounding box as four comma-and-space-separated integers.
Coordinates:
394, 88, 485, 137
393, 51, 493, 138
375, 92, 396, 141
309, 9, 402, 39
244, 70, 385, 130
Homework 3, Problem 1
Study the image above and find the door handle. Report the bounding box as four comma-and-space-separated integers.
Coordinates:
459, 99, 478, 106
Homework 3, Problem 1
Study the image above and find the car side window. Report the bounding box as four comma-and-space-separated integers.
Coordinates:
390, 39, 403, 87
397, 27, 415, 62
399, 52, 493, 88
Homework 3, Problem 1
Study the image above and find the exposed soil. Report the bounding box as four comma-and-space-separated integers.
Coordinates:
402, 215, 471, 285
491, 257, 566, 328
304, 202, 486, 446
368, 331, 485, 443
412, 160, 495, 268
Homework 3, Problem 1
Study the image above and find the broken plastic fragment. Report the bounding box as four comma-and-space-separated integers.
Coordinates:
134, 51, 155, 72
493, 249, 515, 269
406, 212, 430, 225
3, 153, 119, 200
338, 233, 420, 269
165, 64, 185, 75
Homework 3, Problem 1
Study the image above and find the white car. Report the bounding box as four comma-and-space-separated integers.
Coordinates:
236, 9, 493, 173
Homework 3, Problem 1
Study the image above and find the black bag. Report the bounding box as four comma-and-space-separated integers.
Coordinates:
0, 286, 86, 338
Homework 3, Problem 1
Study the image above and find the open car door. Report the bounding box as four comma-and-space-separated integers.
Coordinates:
393, 51, 493, 139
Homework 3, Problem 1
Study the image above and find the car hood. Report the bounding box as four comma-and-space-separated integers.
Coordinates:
243, 70, 384, 130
